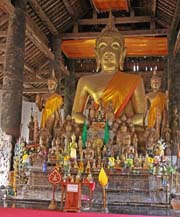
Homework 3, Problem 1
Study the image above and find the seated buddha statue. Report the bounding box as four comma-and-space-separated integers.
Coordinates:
72, 12, 146, 127
145, 70, 168, 137
36, 70, 63, 138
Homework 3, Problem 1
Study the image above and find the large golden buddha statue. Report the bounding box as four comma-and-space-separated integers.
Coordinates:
36, 70, 63, 137
72, 13, 146, 126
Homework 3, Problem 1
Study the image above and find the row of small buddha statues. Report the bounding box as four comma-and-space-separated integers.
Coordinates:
26, 109, 171, 172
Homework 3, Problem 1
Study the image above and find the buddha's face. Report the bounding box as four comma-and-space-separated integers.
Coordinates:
96, 37, 122, 72
47, 79, 57, 92
150, 77, 161, 91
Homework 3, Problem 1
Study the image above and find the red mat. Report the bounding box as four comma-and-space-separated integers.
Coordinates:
0, 208, 170, 217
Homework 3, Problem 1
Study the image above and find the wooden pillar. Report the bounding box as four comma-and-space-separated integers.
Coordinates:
167, 37, 176, 123
51, 35, 62, 94
1, 0, 27, 139
173, 53, 180, 113
64, 59, 76, 118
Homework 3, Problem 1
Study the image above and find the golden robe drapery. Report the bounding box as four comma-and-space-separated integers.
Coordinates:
41, 93, 63, 128
102, 71, 141, 118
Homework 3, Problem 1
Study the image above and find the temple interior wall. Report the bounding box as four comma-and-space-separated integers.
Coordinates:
0, 95, 41, 143
20, 101, 41, 143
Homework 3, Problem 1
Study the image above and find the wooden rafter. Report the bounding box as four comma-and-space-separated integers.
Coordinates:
24, 78, 47, 84
62, 0, 77, 18
0, 56, 5, 64
170, 0, 180, 54
0, 59, 38, 76
0, 14, 9, 26
0, 43, 6, 51
78, 16, 151, 25
24, 64, 35, 74
62, 28, 168, 39
156, 18, 170, 28
127, 0, 135, 17
29, 0, 58, 35
89, 0, 99, 13
170, 0, 180, 33
23, 88, 47, 94
174, 31, 180, 54
151, 0, 157, 17
0, 0, 55, 61
0, 31, 7, 37
150, 0, 156, 29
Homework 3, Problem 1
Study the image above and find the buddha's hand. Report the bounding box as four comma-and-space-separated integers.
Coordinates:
132, 113, 145, 127
71, 112, 86, 124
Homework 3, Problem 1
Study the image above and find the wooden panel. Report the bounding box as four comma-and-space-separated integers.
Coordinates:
93, 0, 129, 11
61, 37, 168, 58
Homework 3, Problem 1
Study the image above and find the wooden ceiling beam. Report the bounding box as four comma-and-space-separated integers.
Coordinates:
170, 0, 180, 32
0, 0, 55, 61
62, 28, 169, 39
89, 0, 99, 14
151, 0, 157, 17
24, 64, 35, 74
174, 31, 180, 55
62, 0, 77, 18
150, 0, 156, 29
155, 18, 170, 28
24, 78, 47, 84
171, 0, 180, 54
0, 31, 7, 37
0, 14, 9, 26
78, 16, 151, 25
0, 56, 5, 64
23, 88, 47, 94
0, 43, 6, 51
0, 57, 39, 76
127, 0, 135, 17
169, 0, 180, 54
29, 0, 58, 35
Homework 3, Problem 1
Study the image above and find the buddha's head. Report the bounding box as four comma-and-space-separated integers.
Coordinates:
48, 69, 58, 92
150, 69, 161, 91
95, 11, 126, 72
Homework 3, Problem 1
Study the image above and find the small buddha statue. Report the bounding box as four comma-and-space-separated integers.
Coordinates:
115, 156, 121, 169
48, 138, 56, 162
96, 98, 105, 122
132, 133, 138, 153
105, 100, 115, 125
28, 112, 34, 143
92, 159, 96, 170
83, 140, 94, 161
36, 69, 63, 138
145, 69, 168, 137
69, 133, 77, 159
85, 160, 91, 174
75, 172, 81, 183
72, 11, 146, 126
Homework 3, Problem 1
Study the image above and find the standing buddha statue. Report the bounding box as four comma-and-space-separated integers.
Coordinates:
36, 69, 63, 139
145, 70, 168, 137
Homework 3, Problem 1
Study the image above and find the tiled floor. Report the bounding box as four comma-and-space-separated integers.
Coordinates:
0, 198, 174, 216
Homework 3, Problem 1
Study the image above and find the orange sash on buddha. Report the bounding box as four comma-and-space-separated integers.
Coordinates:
102, 72, 141, 118
147, 92, 167, 128
41, 93, 63, 128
